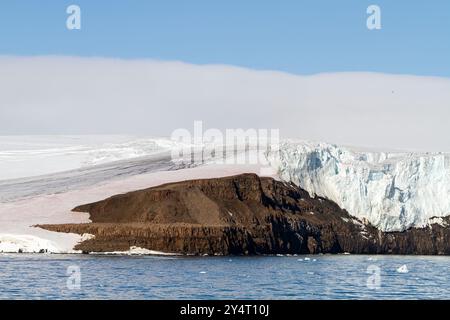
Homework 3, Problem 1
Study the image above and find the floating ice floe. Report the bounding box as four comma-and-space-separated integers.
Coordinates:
396, 265, 409, 273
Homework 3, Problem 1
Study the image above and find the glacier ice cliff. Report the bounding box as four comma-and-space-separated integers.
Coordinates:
267, 141, 450, 232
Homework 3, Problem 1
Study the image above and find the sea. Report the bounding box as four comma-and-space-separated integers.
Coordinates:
0, 254, 449, 300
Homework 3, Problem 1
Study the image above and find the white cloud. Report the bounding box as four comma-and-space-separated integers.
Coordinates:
1, 56, 450, 151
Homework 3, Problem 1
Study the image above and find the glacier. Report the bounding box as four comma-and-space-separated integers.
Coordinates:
267, 140, 450, 232
2, 135, 450, 253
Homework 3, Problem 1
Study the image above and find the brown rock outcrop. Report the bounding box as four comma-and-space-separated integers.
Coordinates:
39, 173, 450, 255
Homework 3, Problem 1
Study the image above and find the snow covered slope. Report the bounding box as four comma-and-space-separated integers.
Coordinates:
268, 141, 450, 232
0, 135, 178, 180
0, 135, 272, 253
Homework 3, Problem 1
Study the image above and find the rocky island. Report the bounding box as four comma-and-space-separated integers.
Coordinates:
39, 173, 450, 255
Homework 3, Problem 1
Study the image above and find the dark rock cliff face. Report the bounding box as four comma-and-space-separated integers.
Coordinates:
39, 173, 450, 255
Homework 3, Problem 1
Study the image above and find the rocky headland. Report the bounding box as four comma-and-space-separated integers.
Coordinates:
39, 173, 450, 255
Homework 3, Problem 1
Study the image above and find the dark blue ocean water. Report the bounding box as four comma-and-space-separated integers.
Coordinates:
0, 254, 449, 299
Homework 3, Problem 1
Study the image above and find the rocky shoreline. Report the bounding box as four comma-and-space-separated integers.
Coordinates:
39, 174, 450, 255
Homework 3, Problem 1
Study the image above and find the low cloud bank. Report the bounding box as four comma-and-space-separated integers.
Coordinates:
1, 56, 449, 151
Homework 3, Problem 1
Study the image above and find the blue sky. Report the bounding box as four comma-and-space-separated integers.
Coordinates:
0, 0, 449, 77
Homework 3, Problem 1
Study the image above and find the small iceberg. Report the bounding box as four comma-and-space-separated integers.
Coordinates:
304, 257, 311, 261
396, 265, 409, 273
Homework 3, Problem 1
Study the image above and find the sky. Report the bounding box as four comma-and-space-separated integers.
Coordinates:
0, 1, 449, 151
0, 0, 449, 76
